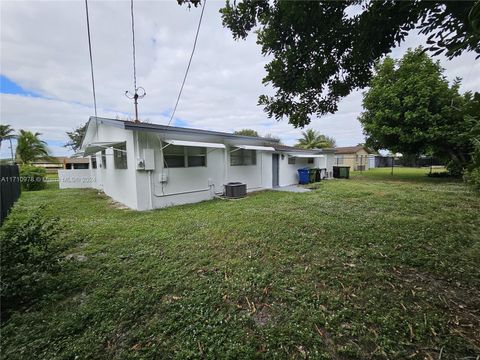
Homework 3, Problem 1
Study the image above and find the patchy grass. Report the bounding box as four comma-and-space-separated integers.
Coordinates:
1, 169, 479, 359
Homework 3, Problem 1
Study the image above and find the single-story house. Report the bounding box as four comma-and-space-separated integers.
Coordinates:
59, 117, 335, 210
33, 157, 90, 172
334, 146, 375, 171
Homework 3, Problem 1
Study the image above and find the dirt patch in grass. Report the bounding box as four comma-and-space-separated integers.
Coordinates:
393, 266, 480, 350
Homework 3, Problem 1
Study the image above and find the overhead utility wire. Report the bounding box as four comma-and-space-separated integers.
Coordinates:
168, 0, 207, 126
85, 0, 97, 118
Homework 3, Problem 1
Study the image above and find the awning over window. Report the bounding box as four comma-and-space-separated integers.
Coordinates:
165, 139, 226, 149
289, 154, 325, 158
83, 142, 125, 156
233, 145, 275, 151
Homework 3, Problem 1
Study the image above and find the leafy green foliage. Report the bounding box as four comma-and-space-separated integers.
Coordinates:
15, 130, 50, 164
1, 169, 479, 358
296, 129, 336, 149
0, 124, 15, 148
359, 48, 480, 173
233, 128, 259, 137
208, 0, 480, 127
65, 123, 87, 152
465, 139, 480, 191
0, 205, 60, 319
19, 165, 47, 191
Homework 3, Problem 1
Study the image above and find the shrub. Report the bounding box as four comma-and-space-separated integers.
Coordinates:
19, 165, 47, 191
0, 205, 59, 319
465, 139, 480, 192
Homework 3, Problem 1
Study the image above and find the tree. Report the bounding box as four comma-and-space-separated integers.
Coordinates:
234, 129, 259, 137
180, 0, 479, 127
15, 130, 51, 164
296, 129, 336, 149
65, 123, 87, 152
0, 124, 16, 162
359, 48, 480, 172
263, 133, 282, 143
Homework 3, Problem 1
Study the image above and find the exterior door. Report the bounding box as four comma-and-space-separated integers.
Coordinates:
272, 154, 279, 187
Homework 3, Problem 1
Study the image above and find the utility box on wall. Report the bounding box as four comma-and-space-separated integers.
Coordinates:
143, 149, 155, 170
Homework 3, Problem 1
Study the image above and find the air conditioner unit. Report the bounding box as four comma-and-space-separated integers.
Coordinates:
224, 182, 246, 198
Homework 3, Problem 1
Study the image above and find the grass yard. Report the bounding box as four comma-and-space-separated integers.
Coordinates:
1, 168, 479, 359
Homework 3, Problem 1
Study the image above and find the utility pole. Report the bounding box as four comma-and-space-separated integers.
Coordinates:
125, 87, 146, 123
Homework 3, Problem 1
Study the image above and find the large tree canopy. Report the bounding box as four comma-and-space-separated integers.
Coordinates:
359, 48, 480, 171
180, 0, 479, 127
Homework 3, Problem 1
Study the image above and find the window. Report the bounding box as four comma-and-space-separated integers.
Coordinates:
114, 143, 128, 169
308, 157, 314, 164
91, 155, 97, 169
336, 155, 344, 165
230, 149, 256, 166
288, 156, 296, 165
163, 145, 207, 168
101, 150, 107, 169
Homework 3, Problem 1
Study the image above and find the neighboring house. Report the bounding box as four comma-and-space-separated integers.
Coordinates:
334, 146, 375, 171
60, 117, 335, 210
33, 157, 89, 172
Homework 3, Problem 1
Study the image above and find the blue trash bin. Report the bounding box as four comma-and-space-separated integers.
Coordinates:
298, 168, 310, 184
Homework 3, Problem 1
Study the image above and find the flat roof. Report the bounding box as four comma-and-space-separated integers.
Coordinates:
90, 117, 280, 142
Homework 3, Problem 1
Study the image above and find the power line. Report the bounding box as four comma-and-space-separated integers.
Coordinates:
84, 0, 97, 118
168, 0, 207, 126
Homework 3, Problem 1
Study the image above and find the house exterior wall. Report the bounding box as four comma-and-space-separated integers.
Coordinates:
90, 123, 138, 209
335, 149, 370, 171
278, 155, 310, 186
132, 131, 275, 210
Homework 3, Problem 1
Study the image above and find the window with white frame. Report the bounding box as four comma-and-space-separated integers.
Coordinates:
163, 145, 207, 168
91, 155, 97, 169
230, 149, 256, 166
308, 157, 314, 164
288, 156, 296, 165
336, 155, 344, 165
114, 143, 128, 169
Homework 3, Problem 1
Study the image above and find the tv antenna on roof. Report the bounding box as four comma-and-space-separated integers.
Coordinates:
125, 0, 145, 123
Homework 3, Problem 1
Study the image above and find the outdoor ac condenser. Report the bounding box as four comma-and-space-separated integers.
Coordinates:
224, 182, 247, 198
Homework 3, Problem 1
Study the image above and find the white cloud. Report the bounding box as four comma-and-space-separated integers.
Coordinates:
1, 0, 479, 158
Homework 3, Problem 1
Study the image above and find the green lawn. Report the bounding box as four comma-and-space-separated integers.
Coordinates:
2, 168, 479, 359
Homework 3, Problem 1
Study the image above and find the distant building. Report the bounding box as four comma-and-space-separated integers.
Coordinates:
334, 146, 376, 171
33, 157, 89, 172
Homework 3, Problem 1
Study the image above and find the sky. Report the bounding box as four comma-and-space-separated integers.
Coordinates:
1, 1, 479, 158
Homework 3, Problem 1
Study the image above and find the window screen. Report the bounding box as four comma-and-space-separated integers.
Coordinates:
114, 143, 128, 169
288, 157, 295, 165
163, 145, 207, 168
230, 149, 256, 166
91, 156, 97, 169
308, 157, 314, 164
164, 145, 185, 168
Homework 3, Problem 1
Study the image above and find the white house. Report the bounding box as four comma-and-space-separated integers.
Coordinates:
59, 117, 335, 210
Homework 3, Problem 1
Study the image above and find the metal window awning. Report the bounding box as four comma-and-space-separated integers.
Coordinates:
234, 145, 275, 151
165, 139, 226, 149
83, 141, 125, 156
289, 154, 325, 158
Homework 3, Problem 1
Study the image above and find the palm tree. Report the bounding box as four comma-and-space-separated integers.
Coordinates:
15, 130, 51, 164
0, 124, 16, 163
296, 129, 336, 149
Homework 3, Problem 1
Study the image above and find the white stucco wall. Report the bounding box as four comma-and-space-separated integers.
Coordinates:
278, 155, 311, 186
58, 169, 96, 189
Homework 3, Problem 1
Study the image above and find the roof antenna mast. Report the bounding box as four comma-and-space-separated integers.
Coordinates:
125, 0, 145, 123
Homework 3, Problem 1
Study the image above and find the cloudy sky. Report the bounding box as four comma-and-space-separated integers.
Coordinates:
1, 1, 479, 158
